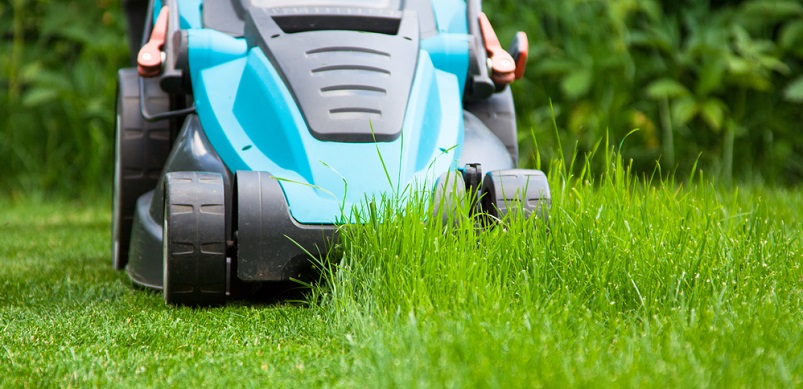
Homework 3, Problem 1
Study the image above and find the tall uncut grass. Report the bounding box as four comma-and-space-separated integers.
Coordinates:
316, 140, 803, 386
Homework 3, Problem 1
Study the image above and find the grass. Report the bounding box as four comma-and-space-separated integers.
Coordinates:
0, 201, 342, 387
1, 150, 802, 387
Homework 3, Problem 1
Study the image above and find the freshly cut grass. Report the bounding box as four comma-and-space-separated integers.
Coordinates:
1, 151, 801, 387
0, 201, 342, 387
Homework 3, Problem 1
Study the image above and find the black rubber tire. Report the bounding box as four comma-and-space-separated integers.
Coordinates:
433, 170, 468, 225
162, 172, 228, 307
112, 68, 171, 270
464, 87, 519, 165
480, 169, 551, 224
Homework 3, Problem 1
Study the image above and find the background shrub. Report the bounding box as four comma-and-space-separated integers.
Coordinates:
490, 0, 803, 184
0, 0, 801, 197
0, 0, 128, 197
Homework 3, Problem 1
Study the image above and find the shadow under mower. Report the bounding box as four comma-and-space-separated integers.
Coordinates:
112, 0, 551, 307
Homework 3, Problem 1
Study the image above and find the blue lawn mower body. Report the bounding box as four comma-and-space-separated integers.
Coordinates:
112, 0, 550, 306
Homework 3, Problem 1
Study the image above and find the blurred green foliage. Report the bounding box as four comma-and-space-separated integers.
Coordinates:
1, 0, 801, 197
0, 0, 128, 197
490, 0, 803, 184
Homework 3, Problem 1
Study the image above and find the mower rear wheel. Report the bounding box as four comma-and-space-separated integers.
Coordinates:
162, 172, 228, 307
112, 68, 171, 270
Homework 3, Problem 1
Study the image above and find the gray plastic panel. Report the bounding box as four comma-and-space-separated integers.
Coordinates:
236, 171, 336, 282
458, 111, 515, 172
127, 190, 165, 290
248, 0, 401, 9
405, 0, 436, 38
203, 0, 246, 36
464, 87, 519, 164
204, 0, 436, 39
147, 114, 233, 235
244, 7, 420, 142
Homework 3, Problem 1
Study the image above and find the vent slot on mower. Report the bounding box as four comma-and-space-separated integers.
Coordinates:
244, 7, 420, 142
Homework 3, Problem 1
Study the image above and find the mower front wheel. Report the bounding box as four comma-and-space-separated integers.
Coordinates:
480, 169, 551, 224
162, 172, 228, 307
433, 170, 469, 225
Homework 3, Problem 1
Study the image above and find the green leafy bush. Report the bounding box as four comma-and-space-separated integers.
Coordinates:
490, 0, 803, 184
0, 0, 128, 197
1, 0, 801, 197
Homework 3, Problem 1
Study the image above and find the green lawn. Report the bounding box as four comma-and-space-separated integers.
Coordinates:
2, 156, 802, 387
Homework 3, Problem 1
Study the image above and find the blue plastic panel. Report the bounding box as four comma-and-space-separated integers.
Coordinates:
422, 0, 470, 95
187, 29, 248, 80
152, 0, 202, 29
431, 0, 468, 34
188, 31, 463, 223
422, 34, 470, 97
178, 0, 203, 29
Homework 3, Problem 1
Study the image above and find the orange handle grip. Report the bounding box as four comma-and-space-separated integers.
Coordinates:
137, 7, 169, 77
512, 31, 528, 80
478, 12, 516, 86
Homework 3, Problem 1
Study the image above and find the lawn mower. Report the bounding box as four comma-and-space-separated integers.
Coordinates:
112, 0, 551, 306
